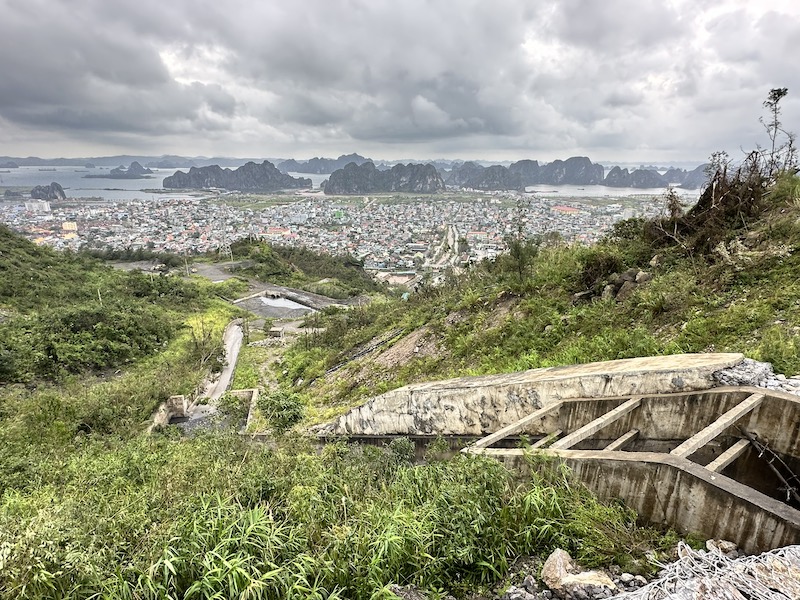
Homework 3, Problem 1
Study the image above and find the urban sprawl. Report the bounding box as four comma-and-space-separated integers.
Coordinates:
3, 190, 678, 276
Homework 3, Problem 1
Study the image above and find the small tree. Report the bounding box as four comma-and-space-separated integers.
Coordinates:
505, 195, 539, 285
760, 87, 797, 179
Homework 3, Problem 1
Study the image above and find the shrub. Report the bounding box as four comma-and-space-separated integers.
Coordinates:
258, 388, 306, 433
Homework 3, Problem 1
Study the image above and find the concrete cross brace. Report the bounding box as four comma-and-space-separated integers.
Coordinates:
706, 439, 751, 473
467, 402, 564, 450
604, 428, 640, 451
550, 397, 642, 450
671, 393, 764, 458
530, 429, 562, 449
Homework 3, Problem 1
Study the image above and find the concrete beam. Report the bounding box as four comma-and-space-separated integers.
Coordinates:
469, 402, 563, 450
530, 430, 562, 449
706, 439, 751, 473
604, 428, 639, 452
671, 393, 764, 458
550, 397, 642, 450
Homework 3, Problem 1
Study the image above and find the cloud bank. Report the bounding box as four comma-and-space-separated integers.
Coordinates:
1, 0, 798, 162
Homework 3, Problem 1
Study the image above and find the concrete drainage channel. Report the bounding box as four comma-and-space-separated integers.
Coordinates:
310, 353, 800, 553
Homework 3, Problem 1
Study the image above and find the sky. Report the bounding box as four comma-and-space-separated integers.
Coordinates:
1, 0, 799, 164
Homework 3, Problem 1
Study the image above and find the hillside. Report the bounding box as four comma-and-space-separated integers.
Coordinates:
229, 239, 382, 299
279, 170, 800, 421
1, 156, 798, 598
0, 224, 682, 599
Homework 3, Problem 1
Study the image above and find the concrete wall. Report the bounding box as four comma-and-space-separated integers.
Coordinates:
495, 449, 800, 554
314, 354, 744, 436
233, 388, 260, 433
148, 394, 187, 431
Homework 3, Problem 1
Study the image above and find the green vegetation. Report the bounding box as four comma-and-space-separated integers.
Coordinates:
83, 246, 190, 268
230, 239, 381, 299
279, 168, 800, 418
2, 91, 798, 600
0, 226, 215, 383
0, 223, 678, 600
0, 434, 676, 600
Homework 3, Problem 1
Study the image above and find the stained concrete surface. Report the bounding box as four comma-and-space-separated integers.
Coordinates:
313, 353, 745, 436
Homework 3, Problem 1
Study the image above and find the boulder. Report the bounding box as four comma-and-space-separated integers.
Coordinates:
541, 549, 576, 592
541, 549, 617, 599
615, 280, 638, 302
706, 539, 740, 558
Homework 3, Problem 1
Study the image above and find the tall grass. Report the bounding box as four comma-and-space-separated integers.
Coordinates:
0, 439, 677, 600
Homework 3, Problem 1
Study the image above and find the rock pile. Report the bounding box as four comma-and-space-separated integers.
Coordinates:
499, 549, 652, 600
573, 268, 653, 304
601, 268, 653, 302
714, 358, 800, 396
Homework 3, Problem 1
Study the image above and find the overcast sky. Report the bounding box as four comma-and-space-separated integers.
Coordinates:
1, 0, 798, 164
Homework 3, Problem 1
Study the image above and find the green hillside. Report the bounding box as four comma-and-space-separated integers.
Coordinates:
229, 239, 382, 299
1, 103, 798, 597
0, 229, 682, 599
281, 169, 800, 423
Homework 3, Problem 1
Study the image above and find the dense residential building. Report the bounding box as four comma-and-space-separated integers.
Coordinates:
1, 190, 672, 273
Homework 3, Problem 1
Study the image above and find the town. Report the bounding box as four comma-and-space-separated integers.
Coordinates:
1, 189, 676, 276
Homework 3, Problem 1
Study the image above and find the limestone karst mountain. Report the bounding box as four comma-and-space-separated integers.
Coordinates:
323, 161, 444, 194
163, 160, 311, 191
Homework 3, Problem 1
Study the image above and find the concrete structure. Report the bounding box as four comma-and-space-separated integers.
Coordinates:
148, 394, 188, 431
465, 386, 800, 553
313, 354, 744, 436
313, 353, 800, 552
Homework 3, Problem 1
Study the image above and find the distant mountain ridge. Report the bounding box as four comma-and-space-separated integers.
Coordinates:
0, 153, 710, 189
0, 155, 275, 169
323, 162, 444, 194
443, 157, 709, 190
278, 153, 372, 174
163, 161, 311, 191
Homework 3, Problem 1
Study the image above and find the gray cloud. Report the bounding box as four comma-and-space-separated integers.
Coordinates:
0, 0, 798, 162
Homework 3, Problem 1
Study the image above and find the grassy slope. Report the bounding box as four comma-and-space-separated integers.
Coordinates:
0, 226, 681, 599
229, 238, 382, 299
280, 175, 800, 422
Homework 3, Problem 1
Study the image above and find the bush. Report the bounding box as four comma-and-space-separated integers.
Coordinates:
258, 388, 306, 433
